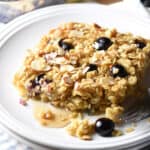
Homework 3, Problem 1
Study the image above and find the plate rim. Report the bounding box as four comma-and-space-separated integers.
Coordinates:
0, 3, 150, 150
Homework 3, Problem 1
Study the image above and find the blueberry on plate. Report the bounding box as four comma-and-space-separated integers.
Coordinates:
87, 64, 97, 72
58, 39, 73, 51
110, 64, 128, 78
93, 37, 112, 51
95, 118, 115, 137
135, 39, 146, 49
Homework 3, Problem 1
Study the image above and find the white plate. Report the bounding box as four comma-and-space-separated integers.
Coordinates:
0, 4, 150, 150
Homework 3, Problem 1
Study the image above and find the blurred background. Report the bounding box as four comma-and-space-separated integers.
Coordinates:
0, 0, 122, 23
0, 0, 150, 23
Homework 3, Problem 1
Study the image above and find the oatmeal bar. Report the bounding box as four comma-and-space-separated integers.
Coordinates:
13, 22, 150, 121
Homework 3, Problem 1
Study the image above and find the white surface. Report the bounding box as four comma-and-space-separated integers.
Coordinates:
0, 3, 150, 150
124, 0, 150, 19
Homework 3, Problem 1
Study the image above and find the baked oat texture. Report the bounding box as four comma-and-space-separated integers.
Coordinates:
13, 22, 150, 122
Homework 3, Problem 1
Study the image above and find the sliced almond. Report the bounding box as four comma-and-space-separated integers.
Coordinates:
60, 65, 75, 72
55, 57, 68, 64
45, 52, 57, 60
63, 76, 73, 85
31, 57, 50, 71
82, 66, 90, 74
69, 30, 84, 37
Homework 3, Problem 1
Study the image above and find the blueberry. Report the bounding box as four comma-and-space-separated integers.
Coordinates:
93, 37, 112, 50
29, 74, 44, 88
28, 74, 52, 90
135, 39, 146, 49
35, 74, 45, 85
141, 0, 150, 7
58, 39, 73, 51
29, 80, 37, 88
95, 118, 115, 137
45, 79, 52, 84
87, 64, 97, 72
110, 64, 128, 78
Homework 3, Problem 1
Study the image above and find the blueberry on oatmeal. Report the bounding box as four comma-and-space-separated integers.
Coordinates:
95, 118, 115, 137
87, 64, 97, 72
58, 39, 73, 51
135, 39, 146, 49
110, 64, 128, 78
35, 74, 45, 85
93, 37, 112, 50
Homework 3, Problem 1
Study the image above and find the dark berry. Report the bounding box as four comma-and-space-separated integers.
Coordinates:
110, 64, 128, 78
35, 74, 45, 85
29, 74, 52, 90
87, 64, 97, 72
93, 37, 112, 50
29, 74, 44, 89
58, 39, 73, 51
29, 80, 37, 89
135, 39, 146, 49
95, 118, 115, 137
45, 79, 52, 84
141, 0, 150, 7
